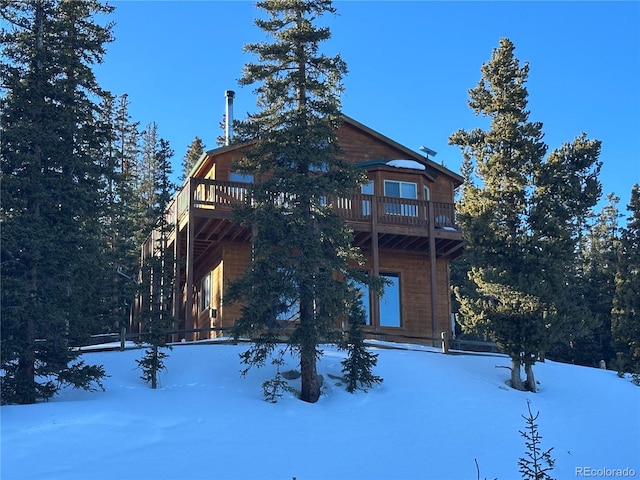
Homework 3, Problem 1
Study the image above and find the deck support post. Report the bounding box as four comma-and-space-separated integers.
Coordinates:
371, 195, 380, 330
172, 200, 180, 343
428, 201, 438, 347
185, 178, 195, 342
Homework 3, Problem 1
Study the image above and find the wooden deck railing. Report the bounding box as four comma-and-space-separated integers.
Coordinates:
173, 178, 458, 229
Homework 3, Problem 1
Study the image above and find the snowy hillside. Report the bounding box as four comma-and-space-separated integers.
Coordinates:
1, 342, 638, 480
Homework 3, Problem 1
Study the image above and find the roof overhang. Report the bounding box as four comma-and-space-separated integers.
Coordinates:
183, 114, 464, 188
341, 115, 464, 187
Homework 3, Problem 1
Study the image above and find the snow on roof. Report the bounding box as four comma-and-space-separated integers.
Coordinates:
385, 159, 426, 170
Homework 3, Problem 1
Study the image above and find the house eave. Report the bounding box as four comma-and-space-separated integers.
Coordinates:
341, 115, 464, 187
182, 114, 464, 187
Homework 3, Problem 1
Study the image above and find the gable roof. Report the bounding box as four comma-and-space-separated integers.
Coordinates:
183, 114, 463, 187
341, 115, 463, 187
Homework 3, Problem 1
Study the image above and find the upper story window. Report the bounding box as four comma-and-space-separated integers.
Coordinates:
361, 181, 374, 195
230, 172, 254, 183
384, 180, 418, 217
361, 181, 373, 216
384, 180, 417, 199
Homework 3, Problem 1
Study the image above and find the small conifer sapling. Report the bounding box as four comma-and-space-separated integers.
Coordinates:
341, 292, 382, 392
518, 400, 555, 480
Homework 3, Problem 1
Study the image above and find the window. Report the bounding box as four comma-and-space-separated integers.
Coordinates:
230, 172, 254, 183
384, 180, 417, 216
200, 273, 211, 312
424, 186, 430, 201
349, 278, 371, 326
276, 299, 300, 322
229, 172, 253, 204
379, 273, 401, 327
361, 181, 373, 216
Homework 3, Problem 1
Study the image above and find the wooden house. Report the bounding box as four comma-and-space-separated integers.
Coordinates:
135, 115, 464, 345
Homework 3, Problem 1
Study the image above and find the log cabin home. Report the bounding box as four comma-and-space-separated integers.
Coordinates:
134, 112, 464, 346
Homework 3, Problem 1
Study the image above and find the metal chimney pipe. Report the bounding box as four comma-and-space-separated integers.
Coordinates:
224, 90, 235, 146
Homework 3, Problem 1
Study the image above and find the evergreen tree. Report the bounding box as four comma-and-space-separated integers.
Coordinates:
226, 0, 381, 403
450, 38, 547, 391
216, 114, 228, 147
530, 135, 602, 367
578, 194, 621, 366
1, 0, 112, 404
340, 289, 382, 393
133, 125, 176, 389
518, 401, 555, 480
133, 123, 168, 245
180, 136, 205, 184
109, 94, 143, 321
94, 93, 141, 337
450, 39, 602, 392
612, 184, 640, 382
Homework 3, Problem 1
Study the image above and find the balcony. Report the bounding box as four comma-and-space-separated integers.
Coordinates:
167, 178, 464, 257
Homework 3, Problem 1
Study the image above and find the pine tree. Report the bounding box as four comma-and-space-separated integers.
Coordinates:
180, 136, 205, 184
449, 39, 602, 392
1, 0, 112, 404
94, 93, 141, 337
612, 184, 640, 383
340, 289, 382, 393
577, 194, 621, 366
109, 94, 143, 325
518, 401, 555, 480
450, 38, 548, 391
132, 123, 169, 245
530, 135, 602, 368
226, 0, 380, 403
134, 125, 176, 389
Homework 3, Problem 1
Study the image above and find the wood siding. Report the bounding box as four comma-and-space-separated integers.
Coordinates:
137, 117, 463, 345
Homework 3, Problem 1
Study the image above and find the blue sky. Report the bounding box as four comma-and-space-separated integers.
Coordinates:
95, 1, 640, 216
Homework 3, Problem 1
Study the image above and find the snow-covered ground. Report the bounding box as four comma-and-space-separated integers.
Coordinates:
2, 342, 638, 480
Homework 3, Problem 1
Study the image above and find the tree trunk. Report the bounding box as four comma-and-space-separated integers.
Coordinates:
510, 357, 525, 391
300, 345, 319, 403
525, 363, 537, 392
15, 0, 47, 406
151, 345, 158, 390
17, 349, 36, 405
299, 283, 320, 403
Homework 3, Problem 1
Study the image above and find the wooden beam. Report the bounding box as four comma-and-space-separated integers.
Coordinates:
438, 239, 466, 259
428, 202, 438, 347
172, 202, 180, 342
371, 192, 380, 331
185, 179, 195, 341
